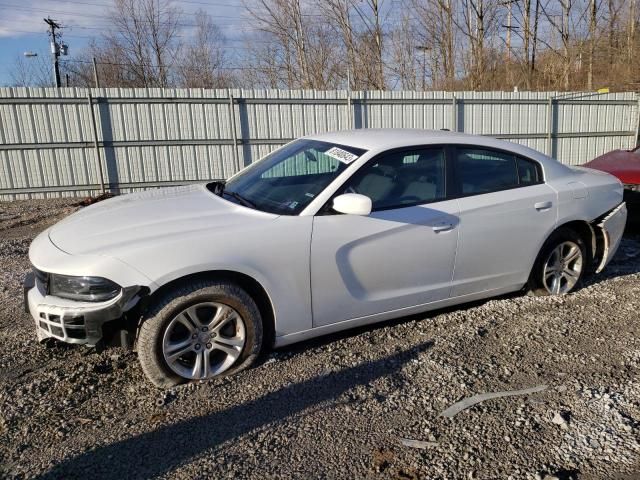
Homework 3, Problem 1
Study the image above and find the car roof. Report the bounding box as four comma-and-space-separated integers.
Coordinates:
307, 128, 479, 150
305, 128, 572, 178
309, 128, 527, 154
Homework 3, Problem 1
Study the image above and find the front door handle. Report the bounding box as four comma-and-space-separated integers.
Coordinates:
432, 223, 455, 233
534, 201, 553, 211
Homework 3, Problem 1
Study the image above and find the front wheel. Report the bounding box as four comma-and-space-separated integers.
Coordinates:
529, 228, 587, 296
137, 280, 263, 388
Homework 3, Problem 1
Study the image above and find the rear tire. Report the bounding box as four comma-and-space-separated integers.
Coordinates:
137, 280, 262, 388
528, 227, 587, 296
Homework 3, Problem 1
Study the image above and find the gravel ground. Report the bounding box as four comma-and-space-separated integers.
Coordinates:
1, 198, 639, 480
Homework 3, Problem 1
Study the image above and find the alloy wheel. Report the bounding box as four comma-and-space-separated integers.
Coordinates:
162, 302, 246, 380
543, 241, 583, 295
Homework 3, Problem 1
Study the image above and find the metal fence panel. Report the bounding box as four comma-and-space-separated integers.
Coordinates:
0, 87, 637, 200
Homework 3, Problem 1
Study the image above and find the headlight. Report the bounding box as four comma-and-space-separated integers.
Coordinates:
49, 274, 121, 302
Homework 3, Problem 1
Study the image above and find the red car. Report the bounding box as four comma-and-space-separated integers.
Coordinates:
584, 146, 640, 221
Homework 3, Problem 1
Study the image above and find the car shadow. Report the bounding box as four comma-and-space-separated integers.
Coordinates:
42, 341, 434, 479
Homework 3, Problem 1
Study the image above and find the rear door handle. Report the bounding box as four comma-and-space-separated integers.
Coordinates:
432, 223, 455, 233
534, 201, 553, 211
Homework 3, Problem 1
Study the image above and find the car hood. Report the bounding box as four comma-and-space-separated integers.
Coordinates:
48, 184, 279, 256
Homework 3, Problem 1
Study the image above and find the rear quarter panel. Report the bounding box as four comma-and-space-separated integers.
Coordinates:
547, 167, 624, 224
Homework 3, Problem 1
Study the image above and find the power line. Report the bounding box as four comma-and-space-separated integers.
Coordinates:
37, 0, 251, 8
1, 28, 94, 39
0, 1, 326, 20
0, 27, 280, 50
0, 3, 253, 21
61, 58, 257, 71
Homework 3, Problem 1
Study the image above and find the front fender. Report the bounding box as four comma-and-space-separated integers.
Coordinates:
29, 228, 155, 289
115, 216, 314, 338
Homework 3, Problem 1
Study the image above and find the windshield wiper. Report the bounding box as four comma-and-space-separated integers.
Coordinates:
223, 190, 257, 209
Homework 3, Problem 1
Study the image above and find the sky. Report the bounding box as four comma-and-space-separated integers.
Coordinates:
0, 0, 252, 86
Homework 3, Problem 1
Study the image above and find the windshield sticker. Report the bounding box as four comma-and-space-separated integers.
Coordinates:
305, 192, 315, 198
288, 201, 299, 210
325, 147, 359, 164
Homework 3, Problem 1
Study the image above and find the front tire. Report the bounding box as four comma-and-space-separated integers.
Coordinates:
137, 280, 262, 388
529, 227, 587, 296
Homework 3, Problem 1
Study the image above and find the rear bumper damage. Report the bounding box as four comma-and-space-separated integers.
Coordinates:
591, 202, 627, 273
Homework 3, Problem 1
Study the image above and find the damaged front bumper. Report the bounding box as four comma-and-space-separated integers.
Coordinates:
25, 275, 145, 347
592, 202, 627, 273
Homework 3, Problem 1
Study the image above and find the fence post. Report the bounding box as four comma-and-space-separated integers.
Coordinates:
546, 96, 554, 157
87, 92, 106, 194
635, 96, 640, 147
228, 93, 240, 171
451, 95, 457, 131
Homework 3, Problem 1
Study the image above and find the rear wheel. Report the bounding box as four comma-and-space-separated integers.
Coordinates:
137, 280, 262, 388
529, 228, 587, 296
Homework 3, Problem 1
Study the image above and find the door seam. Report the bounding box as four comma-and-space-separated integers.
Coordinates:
309, 217, 316, 328
448, 198, 461, 298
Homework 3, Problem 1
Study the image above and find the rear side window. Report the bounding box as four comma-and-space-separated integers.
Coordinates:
517, 157, 540, 185
455, 148, 541, 195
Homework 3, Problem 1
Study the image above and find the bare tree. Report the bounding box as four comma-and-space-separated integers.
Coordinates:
388, 13, 420, 89
178, 10, 232, 88
320, 0, 360, 89
245, 0, 312, 88
245, 0, 342, 89
412, 0, 456, 89
351, 0, 386, 89
99, 0, 181, 87
627, 0, 637, 80
9, 55, 54, 87
540, 0, 575, 90
509, 0, 542, 89
8, 0, 640, 91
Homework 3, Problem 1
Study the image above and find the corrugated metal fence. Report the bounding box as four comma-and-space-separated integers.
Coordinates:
0, 87, 638, 200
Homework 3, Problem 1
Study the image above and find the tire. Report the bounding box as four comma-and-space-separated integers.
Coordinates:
528, 227, 588, 296
137, 280, 263, 388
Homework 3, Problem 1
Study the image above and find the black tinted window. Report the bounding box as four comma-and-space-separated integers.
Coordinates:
517, 157, 540, 185
455, 148, 541, 195
340, 148, 445, 211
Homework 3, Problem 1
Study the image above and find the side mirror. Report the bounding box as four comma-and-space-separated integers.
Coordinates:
332, 193, 372, 216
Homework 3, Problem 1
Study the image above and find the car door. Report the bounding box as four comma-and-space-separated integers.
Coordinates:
450, 146, 558, 297
310, 146, 460, 327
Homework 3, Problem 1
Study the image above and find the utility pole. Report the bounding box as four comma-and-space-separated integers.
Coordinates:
44, 17, 64, 88
587, 0, 597, 90
416, 46, 430, 90
506, 0, 511, 60
501, 0, 518, 61
92, 57, 101, 88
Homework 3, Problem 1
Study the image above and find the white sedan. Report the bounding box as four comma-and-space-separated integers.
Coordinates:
26, 129, 627, 387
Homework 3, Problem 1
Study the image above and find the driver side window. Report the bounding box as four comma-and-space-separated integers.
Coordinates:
340, 147, 446, 211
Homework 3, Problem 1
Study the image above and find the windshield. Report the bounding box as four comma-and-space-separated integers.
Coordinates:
212, 139, 367, 215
